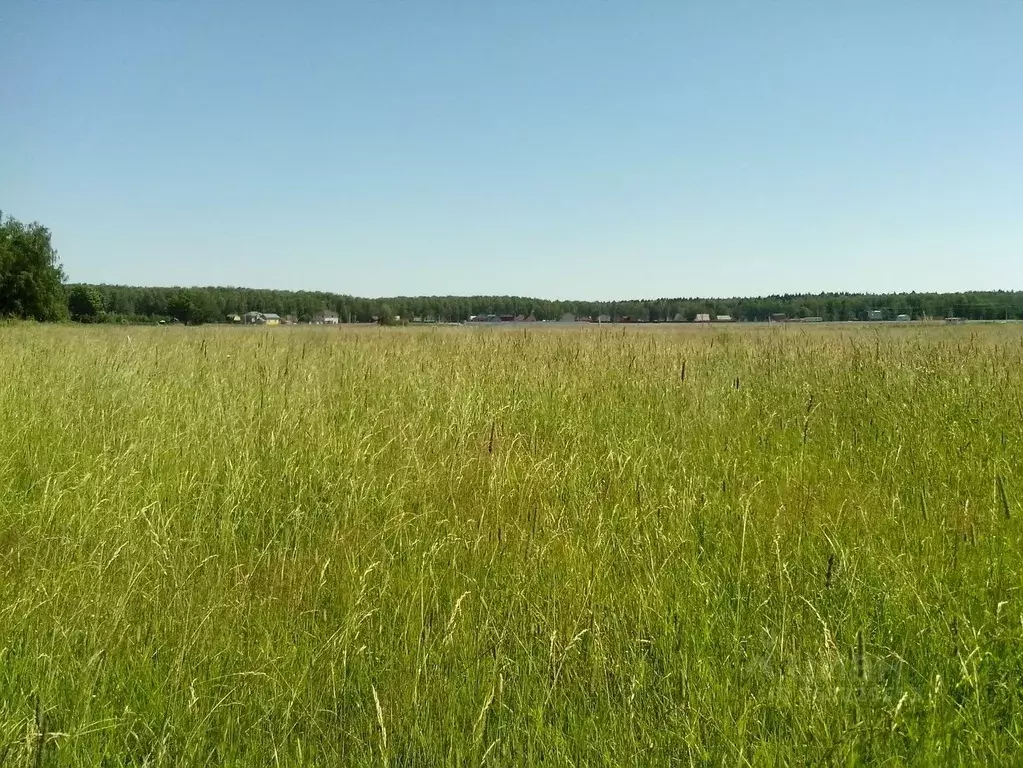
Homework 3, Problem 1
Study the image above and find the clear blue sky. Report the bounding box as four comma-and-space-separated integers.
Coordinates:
2, 2, 1021, 300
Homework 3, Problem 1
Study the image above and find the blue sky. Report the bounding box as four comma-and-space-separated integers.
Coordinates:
2, 2, 1021, 300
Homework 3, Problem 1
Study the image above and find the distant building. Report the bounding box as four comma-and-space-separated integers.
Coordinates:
314, 311, 339, 325
770, 313, 787, 323
896, 314, 911, 322
561, 312, 575, 323
715, 314, 733, 322
598, 314, 612, 324
226, 314, 241, 324
694, 313, 711, 323
672, 313, 685, 323
945, 316, 966, 324
243, 311, 281, 326
800, 316, 824, 323
867, 309, 884, 321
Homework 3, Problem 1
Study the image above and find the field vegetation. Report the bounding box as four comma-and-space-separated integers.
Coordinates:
1, 322, 1021, 765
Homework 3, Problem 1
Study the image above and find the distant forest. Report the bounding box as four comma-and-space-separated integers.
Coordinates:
64, 283, 1023, 325
4, 210, 1022, 325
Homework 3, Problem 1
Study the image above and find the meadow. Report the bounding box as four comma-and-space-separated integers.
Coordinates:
1, 321, 1021, 765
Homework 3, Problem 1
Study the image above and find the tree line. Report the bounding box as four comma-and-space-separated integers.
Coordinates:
4, 211, 1022, 325
57, 284, 1023, 324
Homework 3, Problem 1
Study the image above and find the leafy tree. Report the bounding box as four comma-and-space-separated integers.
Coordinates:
67, 284, 106, 321
192, 291, 220, 324
166, 290, 199, 325
377, 303, 397, 326
0, 211, 68, 321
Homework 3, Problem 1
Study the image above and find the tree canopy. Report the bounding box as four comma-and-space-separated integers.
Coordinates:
0, 212, 68, 321
67, 284, 106, 322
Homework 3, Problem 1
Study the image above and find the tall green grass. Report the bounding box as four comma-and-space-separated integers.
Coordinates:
1, 323, 1021, 765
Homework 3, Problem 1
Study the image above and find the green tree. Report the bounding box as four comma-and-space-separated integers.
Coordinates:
167, 290, 198, 325
377, 303, 397, 326
67, 284, 106, 322
0, 212, 68, 321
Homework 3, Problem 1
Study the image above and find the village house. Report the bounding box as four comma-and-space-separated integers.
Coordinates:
314, 310, 339, 325
242, 311, 281, 326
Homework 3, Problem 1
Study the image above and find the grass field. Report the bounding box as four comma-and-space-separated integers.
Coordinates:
1, 322, 1022, 765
